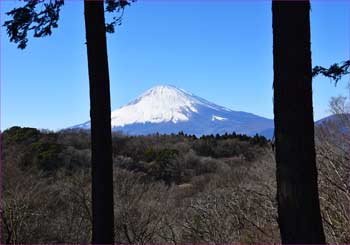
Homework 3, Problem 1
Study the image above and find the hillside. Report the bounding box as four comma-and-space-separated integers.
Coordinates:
2, 126, 349, 243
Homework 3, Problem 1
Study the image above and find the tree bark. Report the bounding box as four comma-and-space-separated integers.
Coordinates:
84, 1, 114, 244
272, 1, 326, 243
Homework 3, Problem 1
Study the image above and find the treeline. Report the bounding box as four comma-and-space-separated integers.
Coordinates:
2, 126, 268, 178
2, 126, 90, 172
2, 125, 349, 243
2, 126, 278, 244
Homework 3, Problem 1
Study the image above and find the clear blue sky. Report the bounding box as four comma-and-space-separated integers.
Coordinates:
1, 1, 349, 131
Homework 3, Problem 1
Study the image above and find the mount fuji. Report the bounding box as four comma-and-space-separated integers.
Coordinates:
73, 85, 274, 138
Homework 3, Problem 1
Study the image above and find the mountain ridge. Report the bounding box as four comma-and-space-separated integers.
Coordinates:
73, 85, 275, 138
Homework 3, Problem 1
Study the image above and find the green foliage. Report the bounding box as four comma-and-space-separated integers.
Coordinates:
250, 134, 269, 146
3, 0, 64, 49
3, 0, 135, 48
313, 60, 350, 85
3, 127, 268, 181
155, 148, 179, 162
105, 0, 135, 33
147, 149, 180, 185
29, 141, 64, 171
192, 132, 267, 160
3, 127, 69, 172
3, 126, 41, 145
143, 147, 158, 162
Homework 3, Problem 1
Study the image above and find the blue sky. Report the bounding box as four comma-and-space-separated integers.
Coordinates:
1, 1, 349, 130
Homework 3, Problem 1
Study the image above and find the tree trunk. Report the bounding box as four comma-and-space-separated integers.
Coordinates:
84, 1, 114, 244
272, 1, 326, 243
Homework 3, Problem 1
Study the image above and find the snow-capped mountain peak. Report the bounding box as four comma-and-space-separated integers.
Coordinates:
111, 85, 200, 126
73, 84, 274, 138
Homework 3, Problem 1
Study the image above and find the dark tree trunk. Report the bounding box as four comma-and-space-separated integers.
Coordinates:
84, 1, 114, 244
272, 1, 326, 243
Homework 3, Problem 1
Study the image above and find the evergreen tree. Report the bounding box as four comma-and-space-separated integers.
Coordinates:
3, 1, 134, 243
272, 1, 326, 243
313, 60, 350, 85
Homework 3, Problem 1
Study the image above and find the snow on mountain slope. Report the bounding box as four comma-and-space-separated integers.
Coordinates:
110, 85, 200, 126
73, 85, 274, 138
